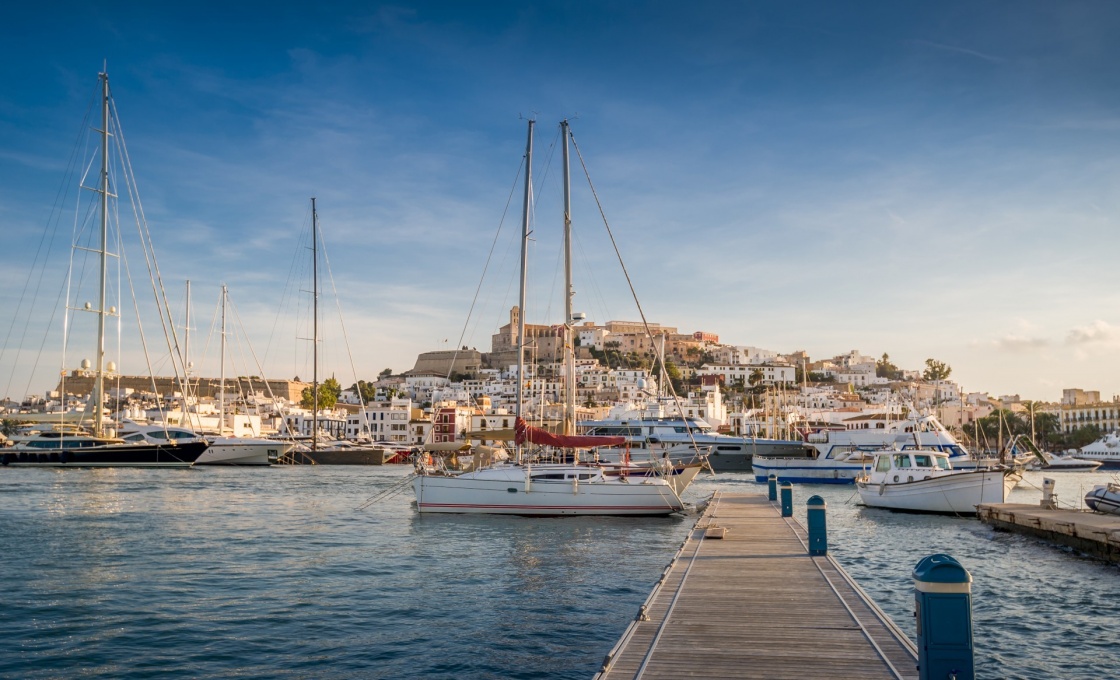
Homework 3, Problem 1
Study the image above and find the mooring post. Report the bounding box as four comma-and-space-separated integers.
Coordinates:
779, 481, 793, 517
914, 554, 974, 680
806, 495, 827, 555
768, 473, 778, 501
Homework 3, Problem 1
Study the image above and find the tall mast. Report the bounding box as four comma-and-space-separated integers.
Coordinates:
184, 280, 191, 377
93, 70, 110, 437
561, 120, 575, 439
515, 120, 534, 463
219, 284, 227, 435
311, 197, 319, 452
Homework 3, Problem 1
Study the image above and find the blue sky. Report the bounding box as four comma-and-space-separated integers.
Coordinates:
2, 2, 1120, 403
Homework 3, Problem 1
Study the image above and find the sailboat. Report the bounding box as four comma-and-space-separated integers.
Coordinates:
2, 70, 206, 468
411, 120, 685, 515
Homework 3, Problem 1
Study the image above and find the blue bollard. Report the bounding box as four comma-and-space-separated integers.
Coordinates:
779, 482, 793, 517
914, 554, 974, 680
767, 474, 778, 501
806, 495, 827, 555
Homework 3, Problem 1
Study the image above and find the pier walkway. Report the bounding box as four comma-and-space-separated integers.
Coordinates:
978, 503, 1120, 563
595, 491, 918, 680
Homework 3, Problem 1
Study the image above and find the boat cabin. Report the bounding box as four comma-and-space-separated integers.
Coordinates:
869, 450, 954, 483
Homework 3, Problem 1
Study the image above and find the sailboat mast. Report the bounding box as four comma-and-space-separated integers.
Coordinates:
516, 120, 533, 463
94, 70, 110, 438
219, 284, 227, 435
311, 197, 319, 452
561, 120, 575, 439
184, 280, 191, 377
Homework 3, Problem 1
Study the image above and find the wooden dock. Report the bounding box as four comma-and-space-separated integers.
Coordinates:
595, 491, 918, 679
978, 503, 1120, 563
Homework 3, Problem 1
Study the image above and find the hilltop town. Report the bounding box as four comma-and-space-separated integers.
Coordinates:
4, 305, 1115, 454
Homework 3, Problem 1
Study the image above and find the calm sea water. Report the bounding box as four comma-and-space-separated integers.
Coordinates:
0, 466, 1117, 679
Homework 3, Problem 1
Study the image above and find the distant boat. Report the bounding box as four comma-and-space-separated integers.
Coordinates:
118, 422, 288, 466
1077, 432, 1120, 469
411, 120, 683, 515
856, 449, 1016, 514
755, 413, 989, 484
1, 70, 205, 469
1084, 483, 1120, 515
580, 415, 808, 472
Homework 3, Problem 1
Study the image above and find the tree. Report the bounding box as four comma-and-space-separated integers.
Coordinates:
922, 358, 952, 382
378, 368, 393, 379
350, 380, 378, 403
301, 376, 342, 410
876, 353, 902, 380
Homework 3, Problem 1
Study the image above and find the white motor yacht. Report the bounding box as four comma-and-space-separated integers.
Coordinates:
119, 423, 287, 466
1077, 432, 1120, 468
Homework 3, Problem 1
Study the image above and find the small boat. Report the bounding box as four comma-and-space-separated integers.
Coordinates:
1084, 483, 1120, 515
856, 449, 1016, 514
1033, 452, 1102, 472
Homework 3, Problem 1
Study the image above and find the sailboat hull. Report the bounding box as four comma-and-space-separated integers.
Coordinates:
413, 465, 684, 516
1, 441, 208, 468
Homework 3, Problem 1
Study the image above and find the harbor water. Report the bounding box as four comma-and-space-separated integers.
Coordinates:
1, 466, 1117, 679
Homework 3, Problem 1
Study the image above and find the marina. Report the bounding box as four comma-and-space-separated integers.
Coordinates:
3, 7, 1120, 680
1, 466, 1118, 678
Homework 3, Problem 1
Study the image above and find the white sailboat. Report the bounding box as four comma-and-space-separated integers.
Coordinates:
412, 120, 684, 515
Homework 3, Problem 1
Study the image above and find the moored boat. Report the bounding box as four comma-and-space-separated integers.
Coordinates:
855, 449, 1016, 514
1077, 432, 1120, 469
1084, 483, 1120, 515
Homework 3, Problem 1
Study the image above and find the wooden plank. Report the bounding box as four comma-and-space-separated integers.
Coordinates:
595, 492, 917, 680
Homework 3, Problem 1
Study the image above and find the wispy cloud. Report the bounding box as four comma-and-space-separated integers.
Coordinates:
989, 335, 1050, 351
908, 39, 1006, 64
1067, 320, 1118, 345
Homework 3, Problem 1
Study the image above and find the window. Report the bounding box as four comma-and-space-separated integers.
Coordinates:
913, 454, 933, 468
893, 454, 911, 468
875, 456, 891, 473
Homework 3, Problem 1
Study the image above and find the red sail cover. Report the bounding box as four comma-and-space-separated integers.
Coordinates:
514, 417, 626, 449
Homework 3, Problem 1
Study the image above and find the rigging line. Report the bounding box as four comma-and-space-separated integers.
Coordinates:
227, 295, 287, 415
12, 143, 101, 403
315, 215, 365, 408
1, 80, 98, 398
110, 96, 190, 402
569, 128, 698, 449
446, 153, 528, 390
262, 201, 313, 373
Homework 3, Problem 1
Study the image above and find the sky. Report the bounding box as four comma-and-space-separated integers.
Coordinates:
2, 1, 1120, 404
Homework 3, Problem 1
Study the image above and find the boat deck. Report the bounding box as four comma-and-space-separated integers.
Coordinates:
595, 491, 918, 679
978, 503, 1120, 563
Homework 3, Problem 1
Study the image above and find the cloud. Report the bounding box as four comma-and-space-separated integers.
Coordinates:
988, 335, 1049, 351
908, 39, 1006, 64
1066, 320, 1118, 345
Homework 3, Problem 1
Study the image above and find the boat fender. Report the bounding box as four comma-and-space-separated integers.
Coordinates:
879, 482, 885, 496
0, 453, 10, 466
59, 451, 68, 465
